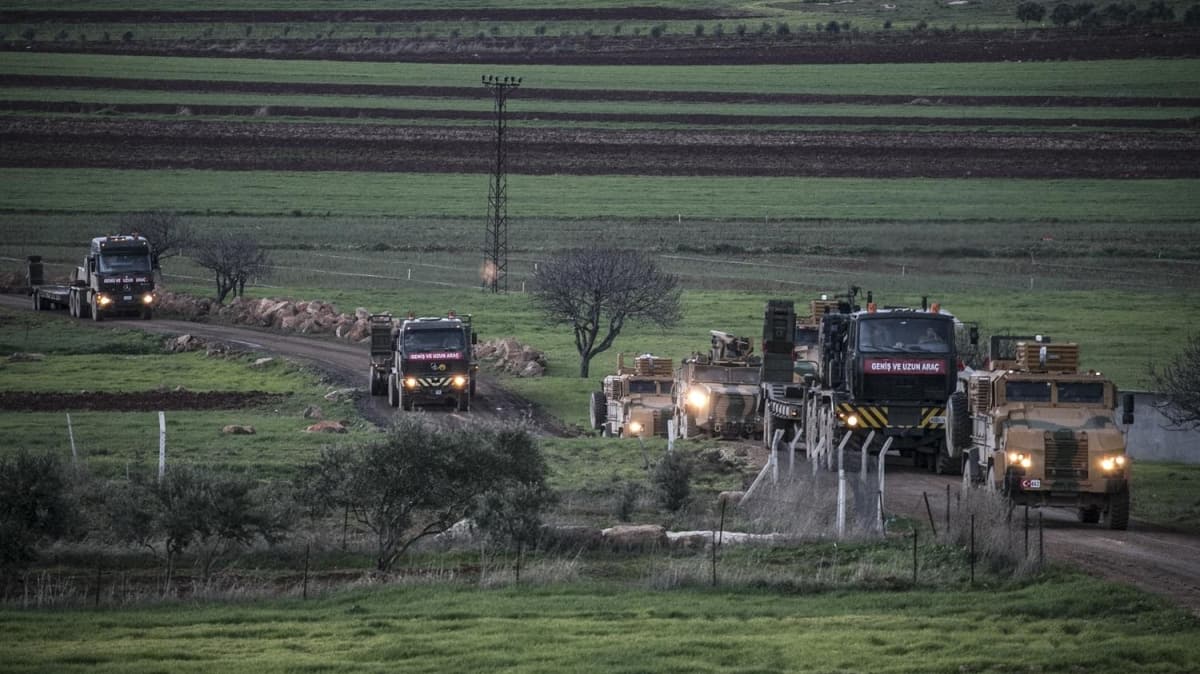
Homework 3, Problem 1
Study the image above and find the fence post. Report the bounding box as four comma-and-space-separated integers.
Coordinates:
157, 411, 166, 482
66, 413, 77, 466
923, 492, 937, 538
1038, 512, 1044, 568
945, 484, 950, 531
860, 430, 875, 485
1024, 505, 1030, 558
970, 514, 976, 585
303, 542, 311, 600
712, 498, 726, 587
912, 530, 918, 585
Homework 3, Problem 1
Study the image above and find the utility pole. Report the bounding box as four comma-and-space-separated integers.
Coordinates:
481, 74, 521, 293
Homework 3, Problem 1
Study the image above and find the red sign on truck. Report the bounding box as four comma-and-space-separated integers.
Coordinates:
863, 358, 946, 375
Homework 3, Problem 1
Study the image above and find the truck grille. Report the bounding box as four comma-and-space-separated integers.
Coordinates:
1044, 430, 1088, 480
862, 375, 947, 402
712, 393, 755, 420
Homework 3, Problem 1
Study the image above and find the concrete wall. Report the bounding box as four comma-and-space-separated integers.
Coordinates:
1125, 391, 1200, 464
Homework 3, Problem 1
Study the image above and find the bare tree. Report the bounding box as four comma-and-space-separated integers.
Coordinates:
120, 211, 193, 269
1149, 334, 1200, 429
191, 232, 270, 303
532, 248, 681, 377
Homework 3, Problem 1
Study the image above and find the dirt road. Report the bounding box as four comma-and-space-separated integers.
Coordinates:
3, 293, 1198, 614
0, 294, 565, 434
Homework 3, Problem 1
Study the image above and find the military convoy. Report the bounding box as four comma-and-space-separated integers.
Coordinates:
28, 235, 158, 321
959, 336, 1133, 529
589, 353, 675, 437
367, 311, 478, 412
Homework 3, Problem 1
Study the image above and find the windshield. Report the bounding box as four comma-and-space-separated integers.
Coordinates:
1058, 382, 1105, 404
628, 381, 658, 394
1006, 381, 1052, 402
691, 365, 759, 385
402, 328, 465, 352
98, 252, 152, 274
794, 326, 819, 346
858, 317, 952, 354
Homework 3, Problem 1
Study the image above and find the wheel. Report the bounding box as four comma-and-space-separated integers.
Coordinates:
946, 391, 971, 457
90, 297, 101, 321
1107, 491, 1130, 530
31, 291, 40, 311
457, 394, 470, 412
934, 441, 962, 476
589, 391, 607, 431
140, 308, 152, 320
1078, 507, 1101, 524
387, 374, 400, 408
400, 388, 414, 411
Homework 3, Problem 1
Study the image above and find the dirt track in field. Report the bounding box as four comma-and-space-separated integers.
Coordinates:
2, 116, 1197, 178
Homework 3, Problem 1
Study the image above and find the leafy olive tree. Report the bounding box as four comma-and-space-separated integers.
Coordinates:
531, 247, 681, 378
0, 451, 80, 585
472, 427, 557, 583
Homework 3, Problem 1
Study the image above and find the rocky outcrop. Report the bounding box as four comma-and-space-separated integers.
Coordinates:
155, 291, 379, 345
222, 424, 256, 435
304, 420, 348, 433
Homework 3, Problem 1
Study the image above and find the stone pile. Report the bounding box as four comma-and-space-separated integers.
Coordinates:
475, 337, 548, 377
156, 292, 376, 343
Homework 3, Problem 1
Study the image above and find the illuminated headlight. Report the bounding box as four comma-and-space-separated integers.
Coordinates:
404, 377, 419, 389
452, 375, 467, 388
687, 389, 708, 409
1020, 457, 1032, 469
1007, 451, 1022, 464
142, 293, 155, 305
846, 414, 859, 428
1115, 455, 1126, 467
1101, 458, 1115, 472
628, 421, 644, 435
97, 294, 113, 306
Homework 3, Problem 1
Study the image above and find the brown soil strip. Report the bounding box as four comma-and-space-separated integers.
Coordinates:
1, 100, 1193, 131
2, 117, 1196, 178
7, 74, 1200, 108
0, 390, 289, 412
0, 7, 736, 23
8, 28, 1199, 65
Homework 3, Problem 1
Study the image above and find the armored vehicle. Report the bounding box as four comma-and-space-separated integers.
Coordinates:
674, 331, 762, 439
589, 353, 675, 438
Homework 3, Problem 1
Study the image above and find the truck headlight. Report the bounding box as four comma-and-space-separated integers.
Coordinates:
846, 414, 859, 428
142, 293, 155, 305
687, 389, 708, 409
97, 294, 112, 306
1115, 455, 1126, 466
1020, 457, 1032, 469
452, 375, 466, 388
629, 421, 643, 435
404, 377, 418, 389
1100, 458, 1115, 472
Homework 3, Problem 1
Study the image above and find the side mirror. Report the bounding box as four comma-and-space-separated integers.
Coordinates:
1122, 392, 1135, 425
968, 326, 979, 346
471, 332, 478, 345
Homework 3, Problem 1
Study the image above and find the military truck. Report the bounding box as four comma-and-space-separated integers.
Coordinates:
367, 311, 478, 412
760, 290, 969, 470
589, 353, 675, 438
673, 331, 762, 439
960, 336, 1133, 529
28, 235, 157, 321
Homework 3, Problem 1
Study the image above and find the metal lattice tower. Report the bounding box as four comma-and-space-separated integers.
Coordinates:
482, 75, 520, 293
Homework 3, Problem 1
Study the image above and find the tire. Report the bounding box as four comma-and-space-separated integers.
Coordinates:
934, 441, 962, 476
457, 394, 470, 412
388, 374, 400, 408
946, 391, 971, 456
470, 377, 477, 397
140, 308, 152, 320
81, 295, 92, 320
31, 291, 40, 311
401, 389, 414, 411
589, 391, 607, 431
1108, 491, 1130, 530
1078, 507, 1101, 524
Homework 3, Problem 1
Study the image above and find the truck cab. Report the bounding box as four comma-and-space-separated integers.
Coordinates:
77, 235, 157, 320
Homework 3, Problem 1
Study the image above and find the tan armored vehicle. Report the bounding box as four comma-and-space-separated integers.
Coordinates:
589, 354, 675, 437
674, 331, 763, 439
961, 336, 1134, 529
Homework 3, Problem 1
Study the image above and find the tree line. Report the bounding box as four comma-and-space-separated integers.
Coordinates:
1016, 0, 1199, 26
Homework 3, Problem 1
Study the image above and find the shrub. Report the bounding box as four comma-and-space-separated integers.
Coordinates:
20, 28, 36, 41
759, 21, 772, 34
776, 21, 791, 35
884, 19, 893, 29
1146, 0, 1175, 20
714, 23, 725, 36
613, 23, 623, 34
0, 451, 80, 583
534, 25, 546, 36
1186, 4, 1200, 24
736, 23, 747, 36
121, 30, 134, 42
652, 451, 693, 513
913, 20, 929, 31
650, 23, 666, 37
826, 20, 841, 33
615, 482, 641, 522
1101, 2, 1134, 22
694, 23, 705, 36
1050, 3, 1076, 25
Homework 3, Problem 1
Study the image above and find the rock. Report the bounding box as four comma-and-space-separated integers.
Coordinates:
280, 315, 301, 331
165, 334, 205, 353
324, 388, 356, 402
539, 525, 603, 551
667, 531, 711, 551
305, 420, 347, 433
173, 385, 188, 393
354, 307, 371, 321
302, 405, 323, 419
251, 357, 275, 368
518, 361, 545, 377
205, 343, 231, 358
345, 320, 370, 342
7, 352, 45, 362
222, 424, 256, 435
601, 524, 667, 550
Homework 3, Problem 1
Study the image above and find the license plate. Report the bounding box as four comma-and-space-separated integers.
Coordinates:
434, 389, 442, 395
123, 295, 132, 301
929, 416, 946, 424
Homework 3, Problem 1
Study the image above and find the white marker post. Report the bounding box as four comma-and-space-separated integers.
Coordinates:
158, 411, 166, 482
877, 437, 894, 531
836, 431, 853, 538
771, 428, 784, 485
66, 413, 77, 466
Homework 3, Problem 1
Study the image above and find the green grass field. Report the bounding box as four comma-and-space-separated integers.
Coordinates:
1132, 462, 1200, 534
1, 574, 1197, 673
